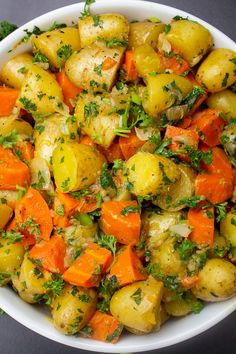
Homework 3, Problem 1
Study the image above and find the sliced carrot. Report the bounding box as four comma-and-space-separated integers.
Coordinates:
158, 49, 190, 75
99, 138, 124, 163
123, 50, 138, 81
55, 190, 81, 215
109, 245, 147, 286
178, 115, 192, 129
201, 147, 233, 181
188, 207, 214, 247
101, 201, 141, 245
80, 135, 96, 146
88, 311, 123, 343
29, 235, 66, 274
195, 173, 233, 204
189, 109, 225, 147
56, 69, 82, 111
14, 187, 53, 241
62, 243, 113, 287
181, 275, 199, 289
14, 141, 34, 162
75, 195, 98, 214
7, 217, 36, 248
186, 73, 208, 114
119, 129, 145, 160
0, 86, 20, 116
102, 57, 117, 70
0, 146, 30, 190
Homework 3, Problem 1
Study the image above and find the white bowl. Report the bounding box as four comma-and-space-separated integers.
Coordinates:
0, 1, 236, 352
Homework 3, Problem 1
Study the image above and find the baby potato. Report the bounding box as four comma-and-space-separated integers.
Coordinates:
34, 113, 78, 167
0, 238, 25, 283
79, 13, 129, 48
196, 49, 236, 92
143, 210, 183, 250
110, 276, 163, 334
151, 237, 186, 276
11, 253, 51, 304
142, 74, 193, 117
75, 92, 129, 148
32, 28, 80, 69
0, 53, 33, 89
220, 211, 236, 249
52, 141, 105, 192
207, 90, 236, 121
129, 21, 165, 50
65, 42, 125, 92
0, 204, 13, 228
154, 164, 196, 211
134, 44, 165, 79
192, 258, 236, 302
164, 292, 200, 317
0, 116, 33, 139
166, 19, 213, 67
51, 284, 97, 334
0, 190, 18, 209
125, 152, 181, 197
16, 64, 64, 115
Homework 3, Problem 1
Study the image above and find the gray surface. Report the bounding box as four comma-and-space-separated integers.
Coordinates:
0, 0, 236, 353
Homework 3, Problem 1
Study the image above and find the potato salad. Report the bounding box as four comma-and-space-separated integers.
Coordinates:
0, 0, 236, 344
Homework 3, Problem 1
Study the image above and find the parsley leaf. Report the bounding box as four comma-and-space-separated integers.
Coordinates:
1, 230, 23, 244
100, 163, 115, 189
19, 96, 37, 112
120, 205, 140, 216
84, 101, 99, 121
0, 130, 19, 149
56, 45, 72, 70
175, 239, 198, 261
80, 0, 96, 19
32, 51, 49, 64
92, 15, 103, 28
130, 288, 142, 305
184, 145, 212, 170
97, 275, 120, 313
98, 36, 128, 48
0, 21, 17, 40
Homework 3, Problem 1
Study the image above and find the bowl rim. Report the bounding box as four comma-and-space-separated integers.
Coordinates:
0, 0, 236, 352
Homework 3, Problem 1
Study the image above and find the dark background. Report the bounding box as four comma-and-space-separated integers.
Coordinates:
0, 0, 236, 353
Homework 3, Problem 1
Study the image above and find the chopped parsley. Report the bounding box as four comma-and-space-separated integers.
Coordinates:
0, 21, 17, 41
98, 36, 128, 48
183, 86, 205, 109
43, 274, 64, 297
0, 130, 19, 149
21, 216, 41, 237
61, 177, 70, 192
32, 51, 49, 64
31, 171, 46, 190
130, 287, 142, 305
48, 22, 67, 31
80, 0, 96, 18
55, 204, 65, 216
106, 324, 123, 342
19, 97, 37, 112
92, 15, 103, 28
183, 145, 212, 170
100, 163, 115, 189
93, 63, 103, 76
56, 44, 72, 70
84, 101, 99, 121
222, 72, 229, 87
175, 239, 198, 261
1, 230, 23, 244
164, 24, 171, 33
120, 205, 140, 216
97, 275, 120, 313
21, 26, 43, 43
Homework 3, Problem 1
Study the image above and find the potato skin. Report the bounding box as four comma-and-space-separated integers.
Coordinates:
65, 42, 125, 92
220, 212, 236, 249
191, 258, 236, 301
0, 116, 33, 138
79, 13, 129, 48
17, 65, 64, 115
164, 297, 192, 317
125, 152, 181, 197
110, 276, 163, 334
0, 53, 33, 89
129, 21, 165, 50
196, 49, 236, 92
0, 204, 13, 228
207, 90, 236, 120
0, 238, 25, 282
166, 19, 213, 67
134, 44, 165, 79
142, 74, 193, 117
32, 28, 80, 69
51, 284, 97, 334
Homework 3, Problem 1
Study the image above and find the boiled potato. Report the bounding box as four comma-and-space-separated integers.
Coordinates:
151, 237, 186, 276
196, 49, 236, 92
0, 53, 33, 89
110, 276, 163, 334
29, 157, 52, 190
0, 190, 18, 209
79, 13, 129, 48
75, 91, 129, 148
164, 292, 200, 317
0, 204, 13, 228
208, 232, 228, 258
207, 90, 236, 121
34, 113, 78, 167
129, 21, 165, 50
32, 28, 80, 69
134, 44, 165, 78
125, 152, 181, 197
192, 258, 236, 301
11, 253, 51, 304
52, 142, 105, 192
220, 211, 236, 249
143, 210, 183, 250
0, 116, 33, 139
65, 42, 125, 92
51, 284, 97, 334
166, 19, 213, 67
221, 125, 236, 167
16, 65, 65, 115
142, 74, 193, 117
154, 164, 196, 211
0, 238, 25, 283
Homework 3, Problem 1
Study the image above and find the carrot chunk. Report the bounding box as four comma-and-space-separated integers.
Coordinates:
119, 129, 144, 160
56, 69, 82, 111
123, 50, 138, 81
0, 86, 19, 116
188, 207, 214, 247
88, 311, 123, 343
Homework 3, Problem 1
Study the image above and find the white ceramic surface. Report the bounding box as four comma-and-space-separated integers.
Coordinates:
0, 1, 236, 352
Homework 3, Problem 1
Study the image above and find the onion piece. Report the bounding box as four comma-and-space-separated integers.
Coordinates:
172, 134, 196, 146
29, 157, 51, 190
170, 223, 193, 238
165, 104, 188, 121
134, 127, 155, 141
158, 33, 172, 53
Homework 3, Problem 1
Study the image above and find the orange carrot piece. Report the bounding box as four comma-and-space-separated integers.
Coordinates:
29, 235, 66, 273
101, 201, 141, 245
119, 129, 145, 160
55, 190, 81, 215
7, 217, 36, 248
56, 69, 82, 111
62, 243, 113, 287
181, 275, 199, 289
80, 135, 96, 146
195, 173, 233, 204
158, 50, 190, 75
188, 207, 214, 247
123, 50, 138, 81
15, 141, 34, 162
0, 146, 30, 190
164, 125, 199, 157
178, 115, 192, 129
189, 109, 225, 147
88, 311, 123, 343
75, 195, 98, 214
201, 147, 233, 181
0, 86, 20, 116
99, 138, 124, 163
102, 57, 117, 70
109, 245, 147, 286
186, 73, 208, 114
15, 187, 53, 241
